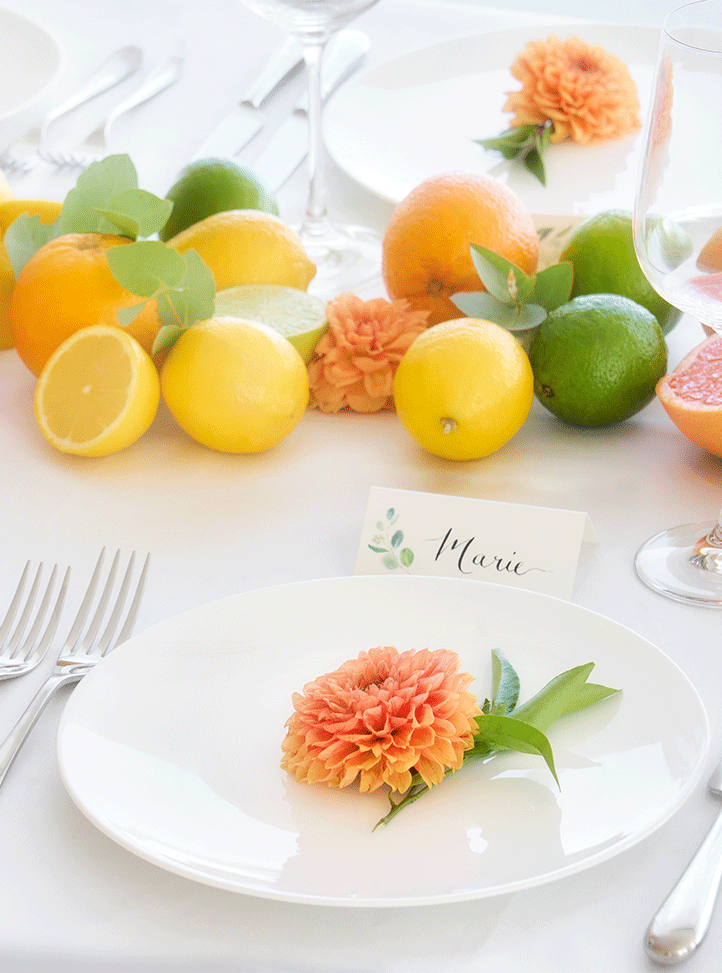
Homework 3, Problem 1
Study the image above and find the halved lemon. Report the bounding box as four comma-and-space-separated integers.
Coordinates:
33, 325, 160, 456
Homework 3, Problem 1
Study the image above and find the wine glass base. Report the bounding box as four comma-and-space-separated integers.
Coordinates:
296, 222, 383, 300
635, 520, 722, 607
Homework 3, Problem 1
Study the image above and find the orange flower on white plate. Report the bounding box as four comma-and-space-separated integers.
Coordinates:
281, 645, 481, 794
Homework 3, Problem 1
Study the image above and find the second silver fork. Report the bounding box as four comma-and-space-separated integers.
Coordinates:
44, 51, 184, 169
0, 548, 149, 787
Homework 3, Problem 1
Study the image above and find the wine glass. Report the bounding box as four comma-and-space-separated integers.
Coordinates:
633, 0, 722, 605
239, 0, 382, 298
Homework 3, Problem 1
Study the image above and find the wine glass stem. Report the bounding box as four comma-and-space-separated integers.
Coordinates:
301, 40, 331, 239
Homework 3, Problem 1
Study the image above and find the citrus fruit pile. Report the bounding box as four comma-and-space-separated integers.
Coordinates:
3, 157, 316, 456
2, 151, 717, 467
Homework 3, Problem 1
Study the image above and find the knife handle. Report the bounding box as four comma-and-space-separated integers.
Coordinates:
644, 806, 722, 965
241, 36, 303, 108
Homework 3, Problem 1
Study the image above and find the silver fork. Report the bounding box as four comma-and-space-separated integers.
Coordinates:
0, 45, 143, 172
0, 548, 149, 787
44, 51, 184, 169
0, 562, 71, 680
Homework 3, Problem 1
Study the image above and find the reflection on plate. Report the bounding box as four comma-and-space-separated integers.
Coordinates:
58, 575, 707, 907
0, 8, 64, 121
324, 24, 660, 215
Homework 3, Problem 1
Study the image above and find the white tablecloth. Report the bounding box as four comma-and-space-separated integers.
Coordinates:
0, 1, 720, 971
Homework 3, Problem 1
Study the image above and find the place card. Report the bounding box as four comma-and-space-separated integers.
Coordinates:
355, 486, 597, 601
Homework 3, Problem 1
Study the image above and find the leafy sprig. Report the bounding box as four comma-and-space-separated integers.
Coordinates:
474, 121, 554, 185
373, 649, 619, 829
3, 154, 214, 353
451, 244, 573, 332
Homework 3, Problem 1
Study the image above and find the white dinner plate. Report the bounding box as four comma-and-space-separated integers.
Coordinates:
0, 7, 64, 121
324, 23, 660, 214
58, 575, 708, 907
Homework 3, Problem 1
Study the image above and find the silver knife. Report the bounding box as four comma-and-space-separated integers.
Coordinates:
190, 36, 303, 161
252, 29, 370, 192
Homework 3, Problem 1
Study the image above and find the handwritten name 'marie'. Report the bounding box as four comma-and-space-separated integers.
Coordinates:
433, 528, 545, 577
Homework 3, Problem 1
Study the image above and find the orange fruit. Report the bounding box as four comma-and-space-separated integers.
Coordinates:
656, 333, 722, 459
10, 232, 162, 377
381, 171, 539, 326
0, 199, 62, 350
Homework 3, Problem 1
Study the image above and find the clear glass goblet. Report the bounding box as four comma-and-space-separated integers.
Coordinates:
239, 0, 382, 298
633, 0, 722, 605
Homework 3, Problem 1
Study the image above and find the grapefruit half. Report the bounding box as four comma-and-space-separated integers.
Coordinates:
656, 333, 722, 459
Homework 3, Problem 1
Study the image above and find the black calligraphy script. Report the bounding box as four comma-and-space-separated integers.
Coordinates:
432, 528, 548, 578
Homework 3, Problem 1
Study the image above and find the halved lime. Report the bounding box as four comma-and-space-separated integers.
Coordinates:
213, 284, 327, 363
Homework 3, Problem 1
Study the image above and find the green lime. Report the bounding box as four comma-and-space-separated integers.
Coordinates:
159, 158, 279, 242
559, 209, 681, 335
213, 284, 327, 363
528, 294, 667, 427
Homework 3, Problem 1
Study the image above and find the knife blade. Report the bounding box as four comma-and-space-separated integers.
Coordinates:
252, 29, 370, 192
190, 35, 303, 161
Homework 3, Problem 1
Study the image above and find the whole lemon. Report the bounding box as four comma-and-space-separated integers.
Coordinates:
165, 210, 315, 292
559, 210, 681, 335
393, 317, 533, 460
159, 158, 279, 242
160, 316, 309, 453
528, 294, 667, 427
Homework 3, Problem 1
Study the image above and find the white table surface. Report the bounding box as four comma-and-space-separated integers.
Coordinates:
1, 1, 721, 971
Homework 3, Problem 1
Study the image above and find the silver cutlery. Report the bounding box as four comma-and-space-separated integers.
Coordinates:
189, 35, 303, 161
0, 548, 149, 787
0, 562, 70, 681
252, 28, 369, 192
645, 753, 722, 965
0, 45, 143, 172
44, 51, 184, 169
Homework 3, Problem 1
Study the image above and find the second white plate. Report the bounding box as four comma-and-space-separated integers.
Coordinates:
0, 7, 64, 121
324, 23, 660, 214
57, 575, 708, 907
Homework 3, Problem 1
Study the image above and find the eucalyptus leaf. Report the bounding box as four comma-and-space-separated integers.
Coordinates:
382, 554, 399, 570
106, 239, 186, 296
152, 323, 184, 356
3, 214, 62, 278
97, 188, 173, 239
391, 530, 403, 548
116, 303, 149, 328
368, 545, 389, 554
528, 261, 573, 311
399, 548, 414, 567
60, 154, 139, 235
470, 245, 524, 304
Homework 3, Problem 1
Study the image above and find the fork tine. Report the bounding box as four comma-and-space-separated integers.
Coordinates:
13, 566, 71, 667
0, 561, 33, 647
75, 549, 120, 655
9, 565, 57, 660
103, 551, 149, 654
61, 547, 107, 653
96, 551, 136, 654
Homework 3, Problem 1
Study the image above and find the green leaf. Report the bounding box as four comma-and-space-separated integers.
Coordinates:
450, 291, 546, 330
180, 249, 215, 324
475, 122, 552, 186
470, 244, 525, 304
3, 214, 62, 278
469, 714, 559, 788
491, 648, 520, 715
106, 239, 186, 297
528, 261, 573, 311
96, 188, 173, 239
152, 324, 184, 356
399, 548, 414, 567
391, 530, 403, 548
60, 154, 139, 235
382, 554, 399, 570
512, 663, 620, 733
368, 545, 388, 554
116, 303, 148, 328
386, 508, 395, 519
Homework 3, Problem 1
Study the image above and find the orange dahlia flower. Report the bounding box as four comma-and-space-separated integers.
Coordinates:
503, 35, 641, 144
307, 292, 429, 413
281, 645, 481, 794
